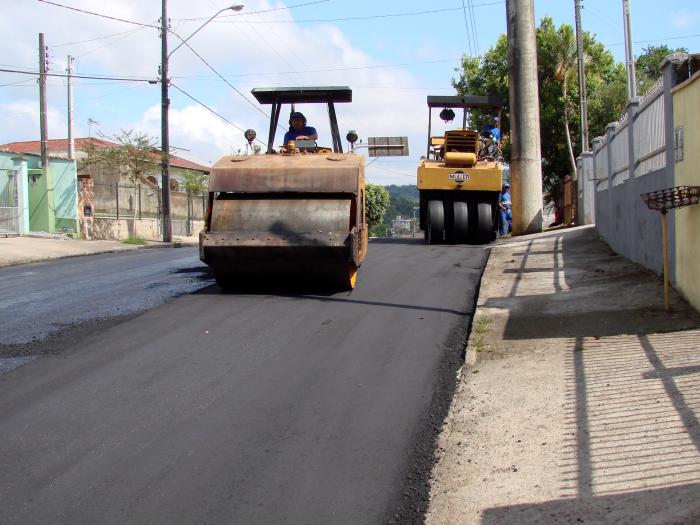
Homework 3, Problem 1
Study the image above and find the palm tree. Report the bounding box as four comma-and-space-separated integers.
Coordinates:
541, 24, 583, 180
553, 26, 580, 180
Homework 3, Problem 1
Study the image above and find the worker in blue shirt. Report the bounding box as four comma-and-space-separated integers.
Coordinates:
498, 181, 512, 236
283, 112, 318, 144
482, 116, 501, 142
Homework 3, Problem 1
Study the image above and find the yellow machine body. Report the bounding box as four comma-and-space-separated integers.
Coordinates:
417, 160, 503, 192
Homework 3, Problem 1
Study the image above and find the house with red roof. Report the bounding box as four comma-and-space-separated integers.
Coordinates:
0, 138, 210, 239
0, 137, 210, 190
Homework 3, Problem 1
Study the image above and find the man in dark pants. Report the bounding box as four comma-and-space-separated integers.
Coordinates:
498, 182, 512, 236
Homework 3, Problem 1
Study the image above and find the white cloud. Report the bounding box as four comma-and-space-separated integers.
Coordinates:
0, 100, 65, 144
672, 10, 700, 29
1, 0, 438, 184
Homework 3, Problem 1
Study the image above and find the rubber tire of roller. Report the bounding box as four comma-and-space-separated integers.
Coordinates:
451, 201, 469, 244
426, 199, 445, 245
475, 201, 493, 245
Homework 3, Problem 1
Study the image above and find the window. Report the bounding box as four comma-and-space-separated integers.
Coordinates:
674, 127, 684, 162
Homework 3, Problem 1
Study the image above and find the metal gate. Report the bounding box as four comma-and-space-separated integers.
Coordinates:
0, 169, 20, 236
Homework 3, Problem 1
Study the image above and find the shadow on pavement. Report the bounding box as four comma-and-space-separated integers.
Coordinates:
479, 226, 700, 524
481, 482, 700, 524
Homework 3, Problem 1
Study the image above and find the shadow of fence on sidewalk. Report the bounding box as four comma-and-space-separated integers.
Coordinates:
478, 227, 700, 523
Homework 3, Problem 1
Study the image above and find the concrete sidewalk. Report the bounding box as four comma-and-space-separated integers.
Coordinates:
0, 235, 199, 269
428, 225, 700, 525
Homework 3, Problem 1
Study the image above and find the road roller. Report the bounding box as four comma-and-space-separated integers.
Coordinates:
199, 86, 367, 290
417, 95, 505, 244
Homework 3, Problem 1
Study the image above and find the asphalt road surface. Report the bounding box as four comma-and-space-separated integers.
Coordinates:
0, 240, 487, 524
0, 248, 208, 346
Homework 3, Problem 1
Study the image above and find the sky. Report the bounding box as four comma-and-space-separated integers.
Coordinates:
1, 0, 698, 185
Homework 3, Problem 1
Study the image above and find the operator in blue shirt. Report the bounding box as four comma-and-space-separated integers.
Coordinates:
498, 181, 512, 236
283, 112, 318, 144
482, 116, 501, 142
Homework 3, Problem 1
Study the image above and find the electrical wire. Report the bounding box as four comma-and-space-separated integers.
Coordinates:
461, 0, 474, 56
36, 0, 159, 28
368, 164, 415, 178
0, 78, 37, 87
167, 34, 280, 128
204, 2, 505, 24
606, 32, 700, 47
52, 28, 144, 47
170, 58, 461, 80
468, 0, 480, 56
75, 25, 154, 59
177, 0, 331, 21
0, 67, 155, 83
169, 82, 267, 148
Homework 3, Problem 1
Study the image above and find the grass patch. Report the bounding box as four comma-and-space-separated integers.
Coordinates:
471, 315, 493, 353
122, 236, 147, 245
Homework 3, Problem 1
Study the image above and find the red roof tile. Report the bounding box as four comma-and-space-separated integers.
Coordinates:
0, 137, 210, 173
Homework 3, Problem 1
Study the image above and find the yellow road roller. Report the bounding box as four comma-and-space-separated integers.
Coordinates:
418, 95, 505, 244
199, 86, 367, 290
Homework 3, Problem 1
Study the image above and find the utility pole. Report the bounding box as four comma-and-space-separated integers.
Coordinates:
39, 33, 49, 171
506, 0, 543, 235
574, 0, 589, 152
622, 0, 637, 99
67, 55, 75, 160
160, 0, 172, 243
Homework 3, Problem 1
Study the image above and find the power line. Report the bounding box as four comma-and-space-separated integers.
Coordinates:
171, 58, 462, 80
204, 2, 505, 24
0, 67, 155, 83
176, 0, 331, 21
168, 34, 278, 127
606, 32, 700, 48
461, 0, 474, 56
75, 24, 155, 59
369, 165, 415, 178
52, 28, 144, 47
36, 0, 159, 28
0, 78, 36, 87
468, 0, 480, 56
169, 82, 267, 148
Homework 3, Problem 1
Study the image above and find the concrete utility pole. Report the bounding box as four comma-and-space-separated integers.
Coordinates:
39, 33, 49, 170
622, 0, 637, 99
574, 0, 589, 152
160, 0, 172, 243
67, 55, 75, 160
506, 0, 543, 235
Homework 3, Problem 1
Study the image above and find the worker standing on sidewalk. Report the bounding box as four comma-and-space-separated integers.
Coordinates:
498, 182, 512, 236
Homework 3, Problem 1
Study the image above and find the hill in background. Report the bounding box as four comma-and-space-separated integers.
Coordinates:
375, 185, 419, 236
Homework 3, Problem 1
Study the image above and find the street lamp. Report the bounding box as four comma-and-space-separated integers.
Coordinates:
160, 3, 244, 243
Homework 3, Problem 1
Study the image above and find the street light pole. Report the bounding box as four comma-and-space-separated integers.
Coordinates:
574, 0, 589, 152
622, 0, 637, 99
160, 0, 172, 242
160, 2, 244, 243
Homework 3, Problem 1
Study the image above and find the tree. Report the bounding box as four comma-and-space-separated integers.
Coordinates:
538, 22, 581, 179
452, 17, 626, 197
79, 130, 159, 237
365, 183, 390, 235
635, 44, 688, 93
80, 130, 159, 187
182, 170, 209, 193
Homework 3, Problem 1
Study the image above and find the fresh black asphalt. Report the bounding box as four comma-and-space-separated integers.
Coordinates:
0, 240, 487, 524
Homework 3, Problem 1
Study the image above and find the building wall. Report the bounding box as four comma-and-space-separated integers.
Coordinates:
51, 159, 78, 232
672, 71, 700, 311
0, 152, 30, 234
0, 152, 78, 235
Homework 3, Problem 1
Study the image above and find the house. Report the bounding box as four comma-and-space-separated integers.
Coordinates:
0, 137, 210, 190
0, 150, 77, 236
